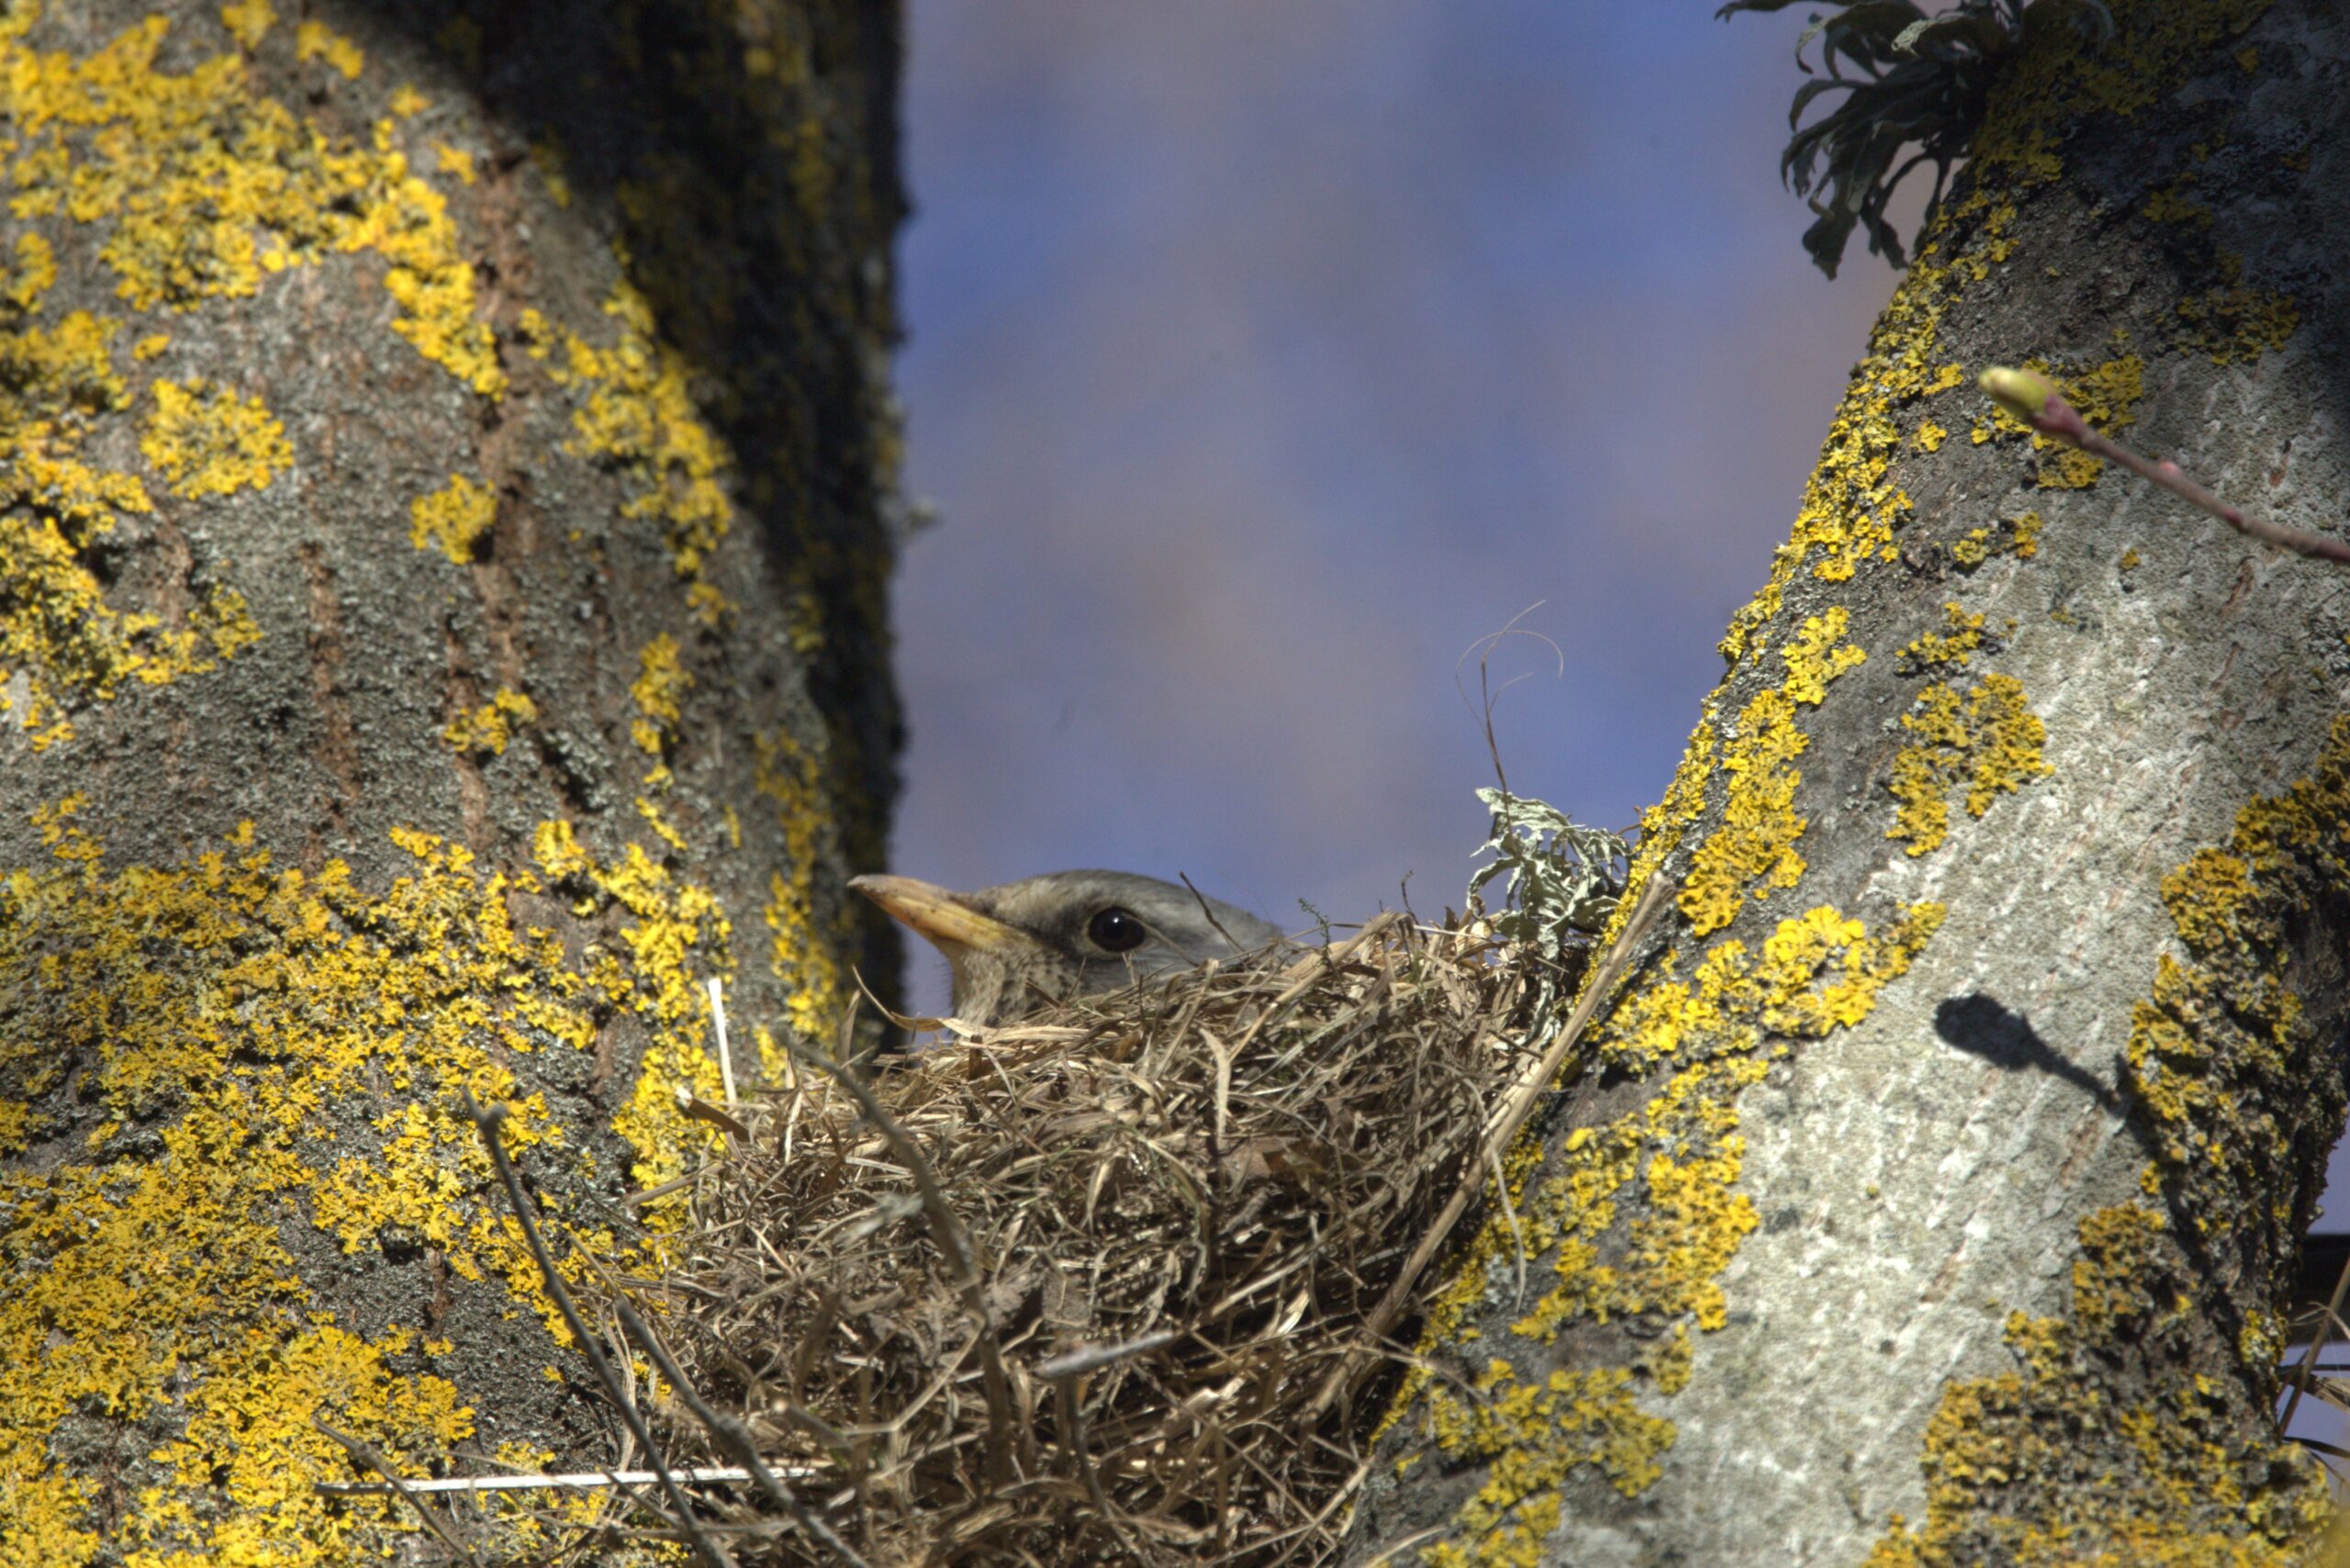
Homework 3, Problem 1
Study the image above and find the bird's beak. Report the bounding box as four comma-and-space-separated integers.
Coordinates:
850, 874, 1039, 957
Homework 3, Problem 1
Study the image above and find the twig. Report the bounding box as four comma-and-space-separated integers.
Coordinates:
318, 1466, 771, 1496
609, 1294, 869, 1568
1178, 869, 1252, 955
1453, 600, 1563, 801
1045, 1365, 1145, 1561
313, 1418, 487, 1566
1980, 365, 2350, 564
1033, 1330, 1182, 1382
458, 1092, 739, 1568
1263, 1451, 1377, 1568
785, 1041, 1027, 1490
2281, 1244, 2350, 1436
674, 1086, 751, 1143
707, 977, 738, 1111
1304, 869, 1673, 1421
621, 1168, 718, 1210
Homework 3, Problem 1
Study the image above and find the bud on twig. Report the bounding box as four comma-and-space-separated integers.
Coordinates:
1977, 364, 2349, 565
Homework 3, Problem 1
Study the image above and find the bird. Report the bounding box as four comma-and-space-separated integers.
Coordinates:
850, 869, 1285, 1028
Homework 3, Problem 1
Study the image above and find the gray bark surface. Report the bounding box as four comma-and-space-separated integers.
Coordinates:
0, 0, 903, 1557
1357, 4, 2350, 1563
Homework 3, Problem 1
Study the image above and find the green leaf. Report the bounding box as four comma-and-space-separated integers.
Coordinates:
1726, 0, 2116, 275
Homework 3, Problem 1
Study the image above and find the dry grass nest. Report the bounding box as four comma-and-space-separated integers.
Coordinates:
648, 911, 1597, 1565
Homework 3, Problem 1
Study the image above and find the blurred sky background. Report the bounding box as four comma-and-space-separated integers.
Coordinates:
888, 0, 1892, 1009
882, 0, 2350, 1432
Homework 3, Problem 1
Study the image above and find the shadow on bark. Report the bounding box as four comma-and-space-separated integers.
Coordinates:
1933, 991, 2124, 1112
332, 0, 913, 1010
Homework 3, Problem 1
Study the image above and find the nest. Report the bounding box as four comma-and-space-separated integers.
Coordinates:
652, 913, 1584, 1565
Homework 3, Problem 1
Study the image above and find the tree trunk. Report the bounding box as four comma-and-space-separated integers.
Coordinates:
0, 0, 903, 1558
1358, 3, 2350, 1562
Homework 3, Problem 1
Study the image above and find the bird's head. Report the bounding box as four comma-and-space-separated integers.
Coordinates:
851, 869, 1283, 1027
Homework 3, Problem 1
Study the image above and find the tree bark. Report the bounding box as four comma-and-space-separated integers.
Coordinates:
0, 0, 903, 1559
1359, 2, 2350, 1563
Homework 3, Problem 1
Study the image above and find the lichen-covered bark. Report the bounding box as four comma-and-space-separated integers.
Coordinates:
1355, 3, 2350, 1563
0, 0, 904, 1560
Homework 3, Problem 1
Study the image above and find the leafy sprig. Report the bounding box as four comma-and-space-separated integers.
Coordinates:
1467, 789, 1628, 957
1718, 0, 2113, 277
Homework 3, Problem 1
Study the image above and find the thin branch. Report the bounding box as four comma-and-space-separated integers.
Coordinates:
458, 1092, 738, 1568
1304, 869, 1673, 1421
313, 1417, 486, 1567
318, 1466, 769, 1496
1980, 365, 2350, 564
1032, 1330, 1181, 1382
1178, 869, 1250, 953
1046, 1369, 1144, 1562
608, 1294, 869, 1568
2281, 1243, 2350, 1436
1453, 601, 1563, 801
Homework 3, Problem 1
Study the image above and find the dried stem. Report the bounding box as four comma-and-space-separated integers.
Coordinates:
318, 1466, 764, 1496
312, 1417, 486, 1567
458, 1092, 738, 1568
1306, 869, 1672, 1421
609, 1294, 868, 1568
2281, 1248, 2350, 1436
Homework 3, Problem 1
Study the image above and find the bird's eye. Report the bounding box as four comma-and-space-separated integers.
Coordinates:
1086, 907, 1147, 953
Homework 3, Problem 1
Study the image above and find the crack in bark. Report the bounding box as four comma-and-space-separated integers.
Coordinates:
300, 543, 360, 855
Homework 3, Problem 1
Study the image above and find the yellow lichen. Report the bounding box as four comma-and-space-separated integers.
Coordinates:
442, 688, 537, 756
1867, 1204, 2324, 1566
218, 0, 274, 50
0, 811, 735, 1556
1709, 186, 2031, 661
0, 427, 263, 748
435, 142, 477, 186
1418, 1364, 1674, 1567
1897, 602, 1990, 676
1886, 675, 2052, 857
1678, 610, 1864, 935
2, 232, 57, 315
4, 13, 502, 394
2126, 717, 2350, 1224
2143, 174, 2212, 228
140, 376, 291, 499
1399, 902, 1943, 1562
629, 634, 690, 764
408, 473, 497, 564
294, 18, 363, 79
2174, 286, 2299, 366
636, 795, 689, 854
532, 285, 736, 622
755, 729, 849, 1059
2, 312, 127, 431
1595, 704, 1720, 958
1952, 510, 2042, 567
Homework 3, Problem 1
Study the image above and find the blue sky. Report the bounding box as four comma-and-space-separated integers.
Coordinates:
888, 0, 1892, 1008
